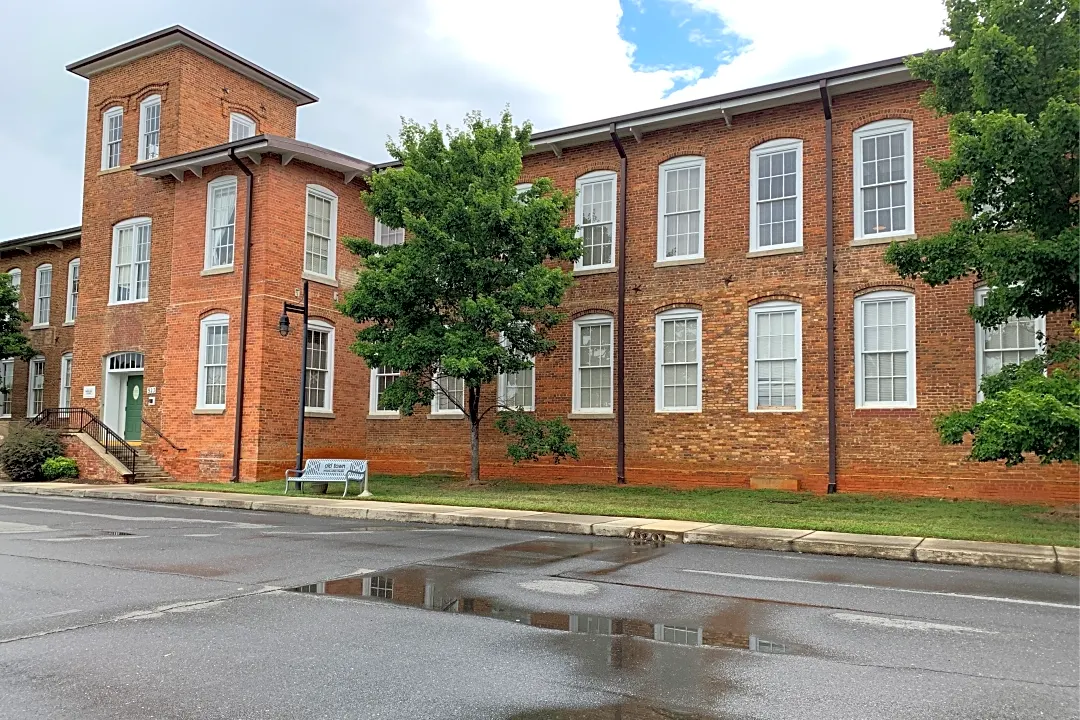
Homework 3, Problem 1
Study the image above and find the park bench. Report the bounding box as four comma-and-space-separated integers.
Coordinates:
285, 459, 370, 498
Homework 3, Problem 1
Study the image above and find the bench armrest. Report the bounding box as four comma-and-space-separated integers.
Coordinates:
285, 469, 303, 478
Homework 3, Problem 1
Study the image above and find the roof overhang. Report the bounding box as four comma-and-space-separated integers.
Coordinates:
134, 134, 374, 183
67, 26, 318, 106
0, 227, 81, 255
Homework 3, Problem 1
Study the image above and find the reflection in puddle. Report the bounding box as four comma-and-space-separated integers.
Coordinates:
509, 703, 721, 719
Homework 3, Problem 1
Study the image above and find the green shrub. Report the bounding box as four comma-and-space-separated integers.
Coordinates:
0, 424, 64, 482
42, 456, 79, 480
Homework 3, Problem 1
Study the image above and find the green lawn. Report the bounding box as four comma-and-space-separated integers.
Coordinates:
150, 475, 1080, 547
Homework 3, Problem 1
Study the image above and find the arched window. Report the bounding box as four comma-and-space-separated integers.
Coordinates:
572, 313, 614, 413
657, 156, 705, 262
229, 113, 256, 141
65, 258, 80, 323
101, 106, 123, 170
110, 217, 152, 304
33, 264, 52, 327
59, 353, 74, 408
750, 139, 802, 252
575, 171, 617, 271
748, 301, 801, 411
7, 268, 21, 311
197, 314, 229, 410
855, 290, 916, 408
27, 355, 45, 417
304, 319, 335, 413
655, 307, 703, 413
205, 176, 238, 270
853, 119, 914, 242
138, 95, 161, 161
304, 185, 338, 280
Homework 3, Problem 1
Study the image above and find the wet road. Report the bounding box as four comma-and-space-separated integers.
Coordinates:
0, 494, 1076, 719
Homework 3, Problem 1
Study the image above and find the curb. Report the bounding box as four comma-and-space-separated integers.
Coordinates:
2, 482, 1076, 576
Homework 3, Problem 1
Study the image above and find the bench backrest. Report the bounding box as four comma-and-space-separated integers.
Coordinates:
302, 459, 367, 480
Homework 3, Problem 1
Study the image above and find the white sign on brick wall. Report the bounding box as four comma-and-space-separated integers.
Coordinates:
82, 385, 96, 399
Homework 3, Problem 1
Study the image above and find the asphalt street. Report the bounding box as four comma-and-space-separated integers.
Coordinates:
0, 494, 1076, 719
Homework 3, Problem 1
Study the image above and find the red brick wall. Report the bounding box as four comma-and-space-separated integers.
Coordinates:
61, 434, 128, 484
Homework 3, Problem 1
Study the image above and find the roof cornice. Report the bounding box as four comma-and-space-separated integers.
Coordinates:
0, 226, 81, 253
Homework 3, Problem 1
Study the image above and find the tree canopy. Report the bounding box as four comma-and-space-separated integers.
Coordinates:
0, 273, 34, 364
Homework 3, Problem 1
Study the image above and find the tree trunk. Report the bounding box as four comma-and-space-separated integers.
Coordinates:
467, 385, 481, 485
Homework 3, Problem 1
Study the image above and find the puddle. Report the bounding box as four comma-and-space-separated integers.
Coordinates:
508, 703, 722, 719
439, 539, 669, 573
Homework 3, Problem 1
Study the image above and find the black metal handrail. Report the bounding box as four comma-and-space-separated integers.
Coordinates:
32, 408, 138, 475
140, 417, 186, 451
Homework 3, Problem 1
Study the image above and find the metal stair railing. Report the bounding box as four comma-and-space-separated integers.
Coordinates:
32, 408, 138, 475
140, 417, 186, 451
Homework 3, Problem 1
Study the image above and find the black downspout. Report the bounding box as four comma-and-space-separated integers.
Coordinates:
608, 123, 628, 485
819, 80, 838, 495
228, 149, 254, 483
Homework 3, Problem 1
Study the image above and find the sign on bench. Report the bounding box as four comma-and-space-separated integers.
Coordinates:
285, 459, 370, 498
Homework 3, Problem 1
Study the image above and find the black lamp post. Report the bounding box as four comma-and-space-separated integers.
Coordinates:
278, 280, 309, 474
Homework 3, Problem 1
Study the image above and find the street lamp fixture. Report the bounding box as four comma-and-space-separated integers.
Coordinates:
278, 311, 290, 337
281, 281, 309, 474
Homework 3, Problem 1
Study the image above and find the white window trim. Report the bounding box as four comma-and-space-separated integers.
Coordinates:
498, 333, 536, 412
853, 119, 915, 241
204, 175, 238, 270
373, 217, 404, 247
59, 353, 73, 408
431, 373, 466, 416
65, 258, 79, 324
654, 308, 703, 413
137, 95, 161, 162
0, 358, 13, 418
7, 268, 20, 311
196, 313, 229, 410
101, 106, 124, 170
304, 185, 338, 281
32, 264, 51, 328
749, 139, 803, 251
973, 286, 1046, 401
652, 624, 704, 646
748, 301, 803, 412
656, 156, 706, 262
854, 290, 917, 409
368, 366, 400, 416
304, 319, 335, 413
26, 355, 45, 418
572, 313, 614, 414
229, 112, 256, 141
574, 171, 618, 271
515, 182, 533, 196
109, 217, 152, 306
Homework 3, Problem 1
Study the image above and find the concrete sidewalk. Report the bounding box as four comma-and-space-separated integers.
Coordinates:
2, 481, 1076, 575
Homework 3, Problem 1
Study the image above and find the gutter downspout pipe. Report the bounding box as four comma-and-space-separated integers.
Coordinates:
608, 123, 628, 485
819, 80, 838, 494
228, 149, 254, 482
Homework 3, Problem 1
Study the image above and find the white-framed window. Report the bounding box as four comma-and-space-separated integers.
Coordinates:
575, 171, 616, 271
750, 139, 803, 250
304, 185, 337, 279
572, 314, 613, 413
304, 320, 334, 412
657, 156, 705, 261
110, 217, 152, 304
101, 106, 123, 170
65, 258, 79, 323
229, 113, 256, 141
748, 301, 802, 411
27, 356, 45, 417
855, 290, 916, 408
653, 624, 703, 646
197, 314, 229, 410
205, 176, 238, 269
974, 287, 1044, 400
32, 264, 51, 327
137, 95, 161, 161
0, 359, 13, 417
7, 268, 20, 311
362, 575, 394, 599
655, 309, 702, 412
499, 358, 535, 412
515, 182, 533, 196
59, 353, 73, 408
432, 373, 465, 415
369, 366, 400, 415
854, 119, 914, 241
374, 217, 404, 247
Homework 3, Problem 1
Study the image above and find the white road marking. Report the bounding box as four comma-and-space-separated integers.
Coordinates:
0, 503, 269, 528
39, 535, 146, 542
682, 569, 1078, 609
831, 612, 996, 634
0, 521, 50, 534
183, 533, 220, 537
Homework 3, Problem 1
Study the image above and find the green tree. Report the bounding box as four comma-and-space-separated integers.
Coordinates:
0, 272, 35, 406
885, 0, 1079, 464
341, 110, 581, 484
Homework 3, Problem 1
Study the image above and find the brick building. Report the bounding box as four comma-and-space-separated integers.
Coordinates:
0, 26, 1073, 502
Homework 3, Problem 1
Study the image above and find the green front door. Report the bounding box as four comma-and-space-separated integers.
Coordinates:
124, 375, 143, 441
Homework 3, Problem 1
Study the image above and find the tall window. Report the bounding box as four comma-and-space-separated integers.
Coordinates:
573, 314, 613, 413
138, 95, 161, 161
304, 186, 337, 279
101, 107, 123, 170
205, 176, 238, 269
974, 288, 1044, 399
750, 139, 802, 250
369, 366, 400, 415
65, 259, 79, 323
855, 290, 916, 408
854, 119, 914, 241
0, 359, 13, 417
59, 353, 73, 408
110, 218, 151, 304
304, 320, 334, 412
27, 356, 45, 417
655, 309, 702, 412
432, 373, 465, 414
7, 268, 20, 311
657, 156, 705, 261
575, 171, 616, 271
374, 218, 404, 247
229, 113, 256, 141
32, 264, 51, 327
749, 302, 802, 411
196, 314, 229, 410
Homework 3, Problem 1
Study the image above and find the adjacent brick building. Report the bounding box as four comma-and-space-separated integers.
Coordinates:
1, 26, 1073, 503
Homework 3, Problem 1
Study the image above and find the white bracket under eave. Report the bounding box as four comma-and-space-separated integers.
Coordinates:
243, 151, 262, 165
18, 246, 31, 254
187, 165, 203, 178
343, 171, 358, 185
629, 127, 644, 143
549, 143, 562, 158
46, 240, 63, 249
281, 152, 295, 166
720, 108, 732, 127
168, 169, 185, 182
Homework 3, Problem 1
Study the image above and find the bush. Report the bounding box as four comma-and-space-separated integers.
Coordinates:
42, 456, 79, 480
0, 424, 64, 482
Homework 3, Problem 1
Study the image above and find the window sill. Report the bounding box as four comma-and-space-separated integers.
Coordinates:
193, 407, 225, 415
654, 257, 705, 268
427, 412, 464, 420
656, 408, 702, 414
29, 324, 50, 331
749, 407, 803, 413
367, 413, 400, 420
108, 298, 149, 307
201, 266, 234, 277
497, 407, 534, 413
98, 165, 131, 176
305, 410, 336, 419
746, 245, 803, 258
568, 412, 614, 419
851, 233, 917, 247
573, 266, 616, 277
302, 271, 339, 287
62, 321, 75, 327
855, 405, 917, 411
